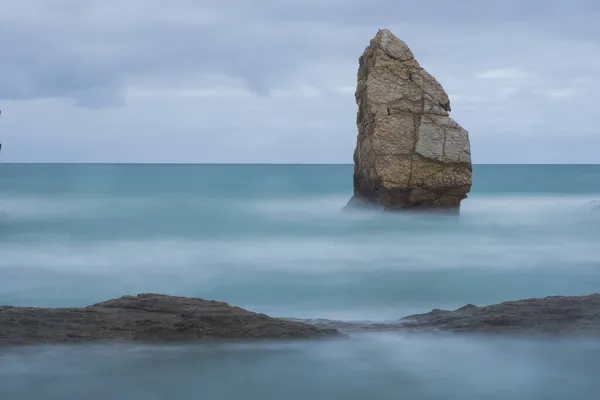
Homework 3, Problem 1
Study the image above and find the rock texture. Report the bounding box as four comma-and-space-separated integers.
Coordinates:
296, 294, 600, 336
4, 293, 600, 345
397, 294, 600, 335
349, 29, 472, 211
0, 294, 339, 345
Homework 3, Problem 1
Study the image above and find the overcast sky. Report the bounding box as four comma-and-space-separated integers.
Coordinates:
1, 0, 598, 163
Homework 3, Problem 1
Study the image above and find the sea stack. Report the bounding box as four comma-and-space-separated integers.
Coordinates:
347, 29, 472, 212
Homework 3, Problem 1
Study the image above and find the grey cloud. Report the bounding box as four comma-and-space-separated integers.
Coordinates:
2, 0, 596, 107
2, 0, 600, 163
1, 3, 339, 104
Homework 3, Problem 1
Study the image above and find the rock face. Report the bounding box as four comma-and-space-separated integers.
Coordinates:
298, 294, 600, 336
397, 294, 600, 335
349, 29, 472, 211
0, 293, 339, 345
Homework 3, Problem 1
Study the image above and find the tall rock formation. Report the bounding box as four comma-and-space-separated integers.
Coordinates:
348, 29, 472, 212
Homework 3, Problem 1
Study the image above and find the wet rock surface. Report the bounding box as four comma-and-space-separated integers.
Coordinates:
0, 294, 339, 345
296, 294, 600, 336
3, 293, 600, 345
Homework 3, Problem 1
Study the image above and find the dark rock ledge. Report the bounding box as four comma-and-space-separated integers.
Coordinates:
2, 293, 600, 345
295, 293, 600, 337
0, 294, 339, 345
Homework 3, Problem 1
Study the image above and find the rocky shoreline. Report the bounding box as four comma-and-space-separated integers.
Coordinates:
0, 294, 339, 345
293, 293, 600, 337
2, 293, 600, 345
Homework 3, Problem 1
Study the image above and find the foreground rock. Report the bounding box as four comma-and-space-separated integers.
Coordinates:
3, 293, 600, 345
298, 294, 600, 336
0, 294, 339, 345
348, 29, 472, 212
399, 294, 600, 335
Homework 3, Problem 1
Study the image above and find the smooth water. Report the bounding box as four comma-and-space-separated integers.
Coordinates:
1, 164, 600, 399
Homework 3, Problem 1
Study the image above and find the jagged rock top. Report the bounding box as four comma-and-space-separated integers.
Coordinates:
369, 29, 414, 62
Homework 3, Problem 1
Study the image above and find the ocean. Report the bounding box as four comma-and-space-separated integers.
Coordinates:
1, 163, 600, 399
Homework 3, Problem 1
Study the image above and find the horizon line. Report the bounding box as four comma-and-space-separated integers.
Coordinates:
1, 162, 599, 166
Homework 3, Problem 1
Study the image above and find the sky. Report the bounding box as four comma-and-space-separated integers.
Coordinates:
0, 0, 599, 163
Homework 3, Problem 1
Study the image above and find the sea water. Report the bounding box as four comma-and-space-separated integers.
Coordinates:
1, 164, 599, 399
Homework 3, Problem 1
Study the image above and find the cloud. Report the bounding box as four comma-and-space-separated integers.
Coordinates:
475, 68, 536, 80
1, 0, 600, 163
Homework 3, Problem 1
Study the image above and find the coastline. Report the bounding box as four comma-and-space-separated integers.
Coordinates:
3, 292, 600, 345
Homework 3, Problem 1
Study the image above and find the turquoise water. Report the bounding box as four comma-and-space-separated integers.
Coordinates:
1, 164, 600, 399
